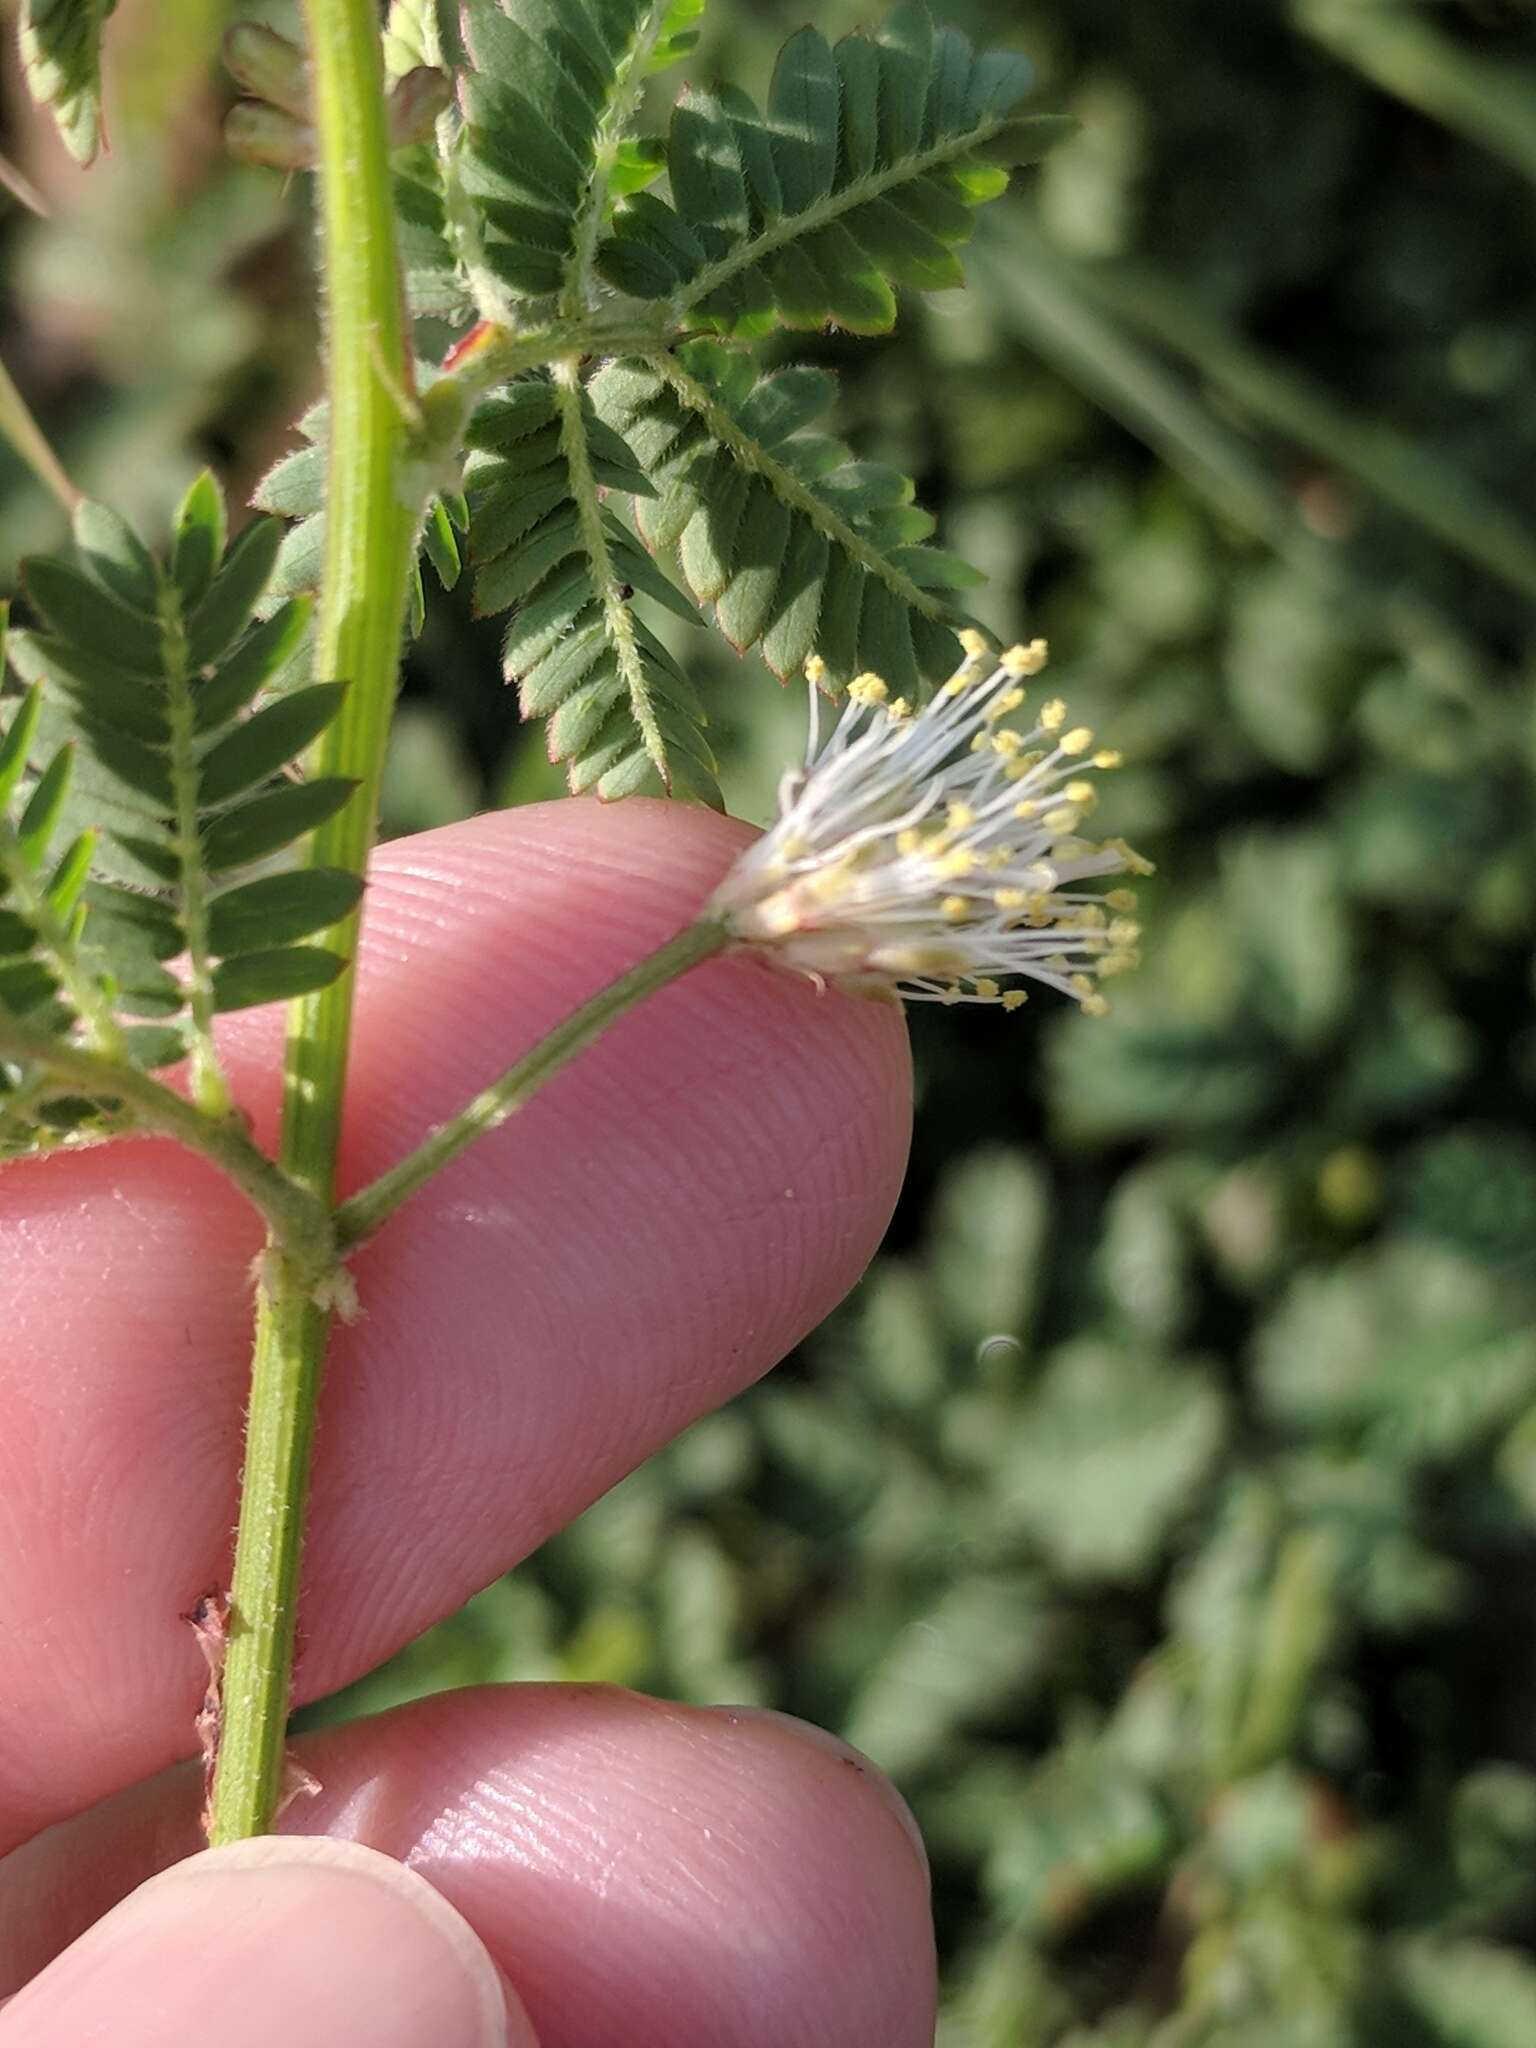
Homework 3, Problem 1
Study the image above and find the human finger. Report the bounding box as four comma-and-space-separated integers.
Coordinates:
0, 1685, 934, 2048
0, 798, 911, 1852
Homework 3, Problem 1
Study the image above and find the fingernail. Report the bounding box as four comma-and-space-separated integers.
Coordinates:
717, 1705, 930, 1882
3, 1837, 520, 2047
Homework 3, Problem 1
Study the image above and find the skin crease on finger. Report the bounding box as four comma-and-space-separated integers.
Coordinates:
0, 1686, 938, 2047
0, 798, 912, 1856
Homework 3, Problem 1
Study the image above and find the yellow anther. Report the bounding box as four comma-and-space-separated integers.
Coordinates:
958, 626, 990, 660
1013, 799, 1039, 820
1064, 780, 1097, 806
943, 672, 973, 697
1059, 727, 1093, 756
937, 847, 976, 879
1099, 951, 1139, 978
808, 866, 851, 901
1001, 989, 1028, 1012
983, 687, 1025, 722
1109, 838, 1156, 877
1081, 992, 1110, 1018
1039, 699, 1067, 731
896, 828, 923, 856
1109, 918, 1141, 947
1044, 805, 1080, 833
985, 845, 1016, 869
1070, 973, 1095, 998
755, 891, 802, 936
970, 732, 989, 751
1000, 639, 1048, 678
941, 895, 970, 922
875, 942, 967, 975
994, 887, 1027, 911
888, 696, 912, 721
1093, 749, 1122, 770
946, 800, 976, 830
972, 977, 1000, 999
940, 983, 962, 1005
992, 730, 1024, 758
848, 671, 888, 705
804, 654, 827, 687
1106, 888, 1138, 912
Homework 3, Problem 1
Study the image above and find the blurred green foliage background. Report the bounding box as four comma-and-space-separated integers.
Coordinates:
6, 0, 1536, 2038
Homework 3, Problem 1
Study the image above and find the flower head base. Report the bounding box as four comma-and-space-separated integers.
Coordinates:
709, 633, 1151, 1015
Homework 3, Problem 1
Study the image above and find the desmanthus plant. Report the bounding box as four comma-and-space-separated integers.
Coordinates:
4, 0, 1141, 1847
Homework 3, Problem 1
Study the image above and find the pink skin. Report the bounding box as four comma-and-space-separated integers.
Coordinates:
0, 800, 931, 2045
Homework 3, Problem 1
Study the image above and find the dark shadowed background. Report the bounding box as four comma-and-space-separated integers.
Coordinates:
4, 1, 1536, 2038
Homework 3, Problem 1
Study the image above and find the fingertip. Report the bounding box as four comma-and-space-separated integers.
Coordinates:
0, 797, 915, 1844
317, 1685, 939, 2048
1, 1837, 534, 2047
705, 1705, 930, 1887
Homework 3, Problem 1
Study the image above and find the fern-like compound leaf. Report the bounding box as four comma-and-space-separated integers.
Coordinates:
590, 342, 981, 692
17, 0, 118, 166
467, 375, 718, 802
0, 477, 358, 1151
388, 0, 696, 323
385, 0, 476, 322
454, 0, 696, 315
596, 4, 1062, 335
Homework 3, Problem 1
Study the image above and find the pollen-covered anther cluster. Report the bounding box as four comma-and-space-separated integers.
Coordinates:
709, 633, 1152, 1014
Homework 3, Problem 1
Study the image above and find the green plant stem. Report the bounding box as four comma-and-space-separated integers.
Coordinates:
206, 1264, 329, 1843
0, 1012, 331, 1254
436, 315, 675, 405
0, 353, 79, 513
210, 0, 416, 1845
335, 917, 730, 1251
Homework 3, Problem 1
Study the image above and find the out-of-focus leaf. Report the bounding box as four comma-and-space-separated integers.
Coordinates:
1002, 1341, 1225, 1582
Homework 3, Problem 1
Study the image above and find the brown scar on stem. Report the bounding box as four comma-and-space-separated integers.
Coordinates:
186, 1590, 322, 1835
185, 1590, 228, 1841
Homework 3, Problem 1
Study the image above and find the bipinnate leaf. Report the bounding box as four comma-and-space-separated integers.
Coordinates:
464, 372, 718, 802
596, 6, 1062, 336
0, 477, 360, 1153
453, 0, 697, 312
590, 342, 976, 690
240, 3, 1022, 810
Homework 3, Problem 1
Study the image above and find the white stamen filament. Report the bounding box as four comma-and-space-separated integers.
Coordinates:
709, 636, 1152, 1015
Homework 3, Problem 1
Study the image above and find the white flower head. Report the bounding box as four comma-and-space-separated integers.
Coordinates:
709, 632, 1151, 1014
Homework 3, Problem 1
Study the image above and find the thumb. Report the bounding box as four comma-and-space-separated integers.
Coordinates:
0, 1837, 531, 2047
